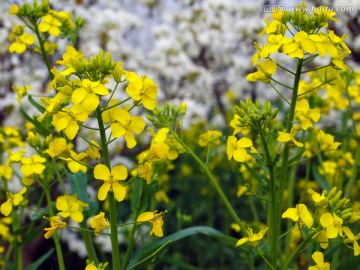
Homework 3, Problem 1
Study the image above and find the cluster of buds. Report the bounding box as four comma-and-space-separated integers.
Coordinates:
274, 3, 336, 32
235, 98, 278, 132
147, 102, 185, 129
327, 187, 360, 223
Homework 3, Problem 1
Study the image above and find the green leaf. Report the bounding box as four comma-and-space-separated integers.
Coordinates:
26, 248, 54, 270
68, 171, 89, 206
312, 163, 331, 191
28, 95, 45, 114
127, 226, 223, 269
19, 107, 50, 136
131, 178, 146, 214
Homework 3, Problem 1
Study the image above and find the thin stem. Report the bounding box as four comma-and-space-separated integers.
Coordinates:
31, 20, 53, 79
96, 107, 121, 270
271, 78, 294, 90
169, 129, 247, 234
44, 188, 65, 270
126, 240, 172, 270
276, 63, 296, 75
270, 83, 290, 105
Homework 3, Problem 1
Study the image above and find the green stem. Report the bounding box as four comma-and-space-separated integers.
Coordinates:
169, 129, 247, 234
44, 188, 65, 270
274, 58, 303, 268
258, 131, 276, 270
96, 107, 121, 270
80, 220, 98, 264
31, 20, 53, 80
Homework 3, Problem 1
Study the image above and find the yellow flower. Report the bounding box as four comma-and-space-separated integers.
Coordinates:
94, 164, 128, 201
277, 128, 303, 147
320, 212, 343, 239
52, 104, 90, 139
0, 187, 27, 216
246, 59, 277, 83
39, 14, 62, 37
44, 137, 71, 158
235, 227, 268, 248
89, 212, 110, 236
125, 72, 158, 110
44, 216, 67, 239
282, 204, 313, 229
56, 194, 88, 223
137, 211, 165, 237
226, 136, 254, 162
308, 189, 328, 207
295, 99, 321, 130
12, 85, 31, 103
71, 79, 109, 111
308, 251, 330, 270
9, 4, 19, 15
316, 130, 341, 152
110, 109, 145, 148
198, 130, 222, 147
9, 33, 35, 54
343, 226, 360, 256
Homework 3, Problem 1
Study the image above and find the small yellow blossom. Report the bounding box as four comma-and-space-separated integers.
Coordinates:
9, 33, 35, 54
295, 99, 321, 130
226, 136, 254, 162
320, 212, 343, 239
39, 14, 62, 37
343, 226, 360, 256
277, 129, 304, 147
282, 204, 313, 229
308, 251, 330, 270
137, 210, 165, 237
0, 187, 27, 216
71, 79, 109, 111
94, 164, 128, 201
44, 216, 67, 239
235, 227, 268, 247
125, 72, 158, 110
9, 4, 19, 15
56, 194, 88, 223
198, 130, 222, 147
89, 212, 110, 236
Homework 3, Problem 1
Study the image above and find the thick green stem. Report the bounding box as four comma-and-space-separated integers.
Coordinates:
44, 188, 65, 270
80, 220, 98, 264
274, 59, 303, 268
258, 131, 276, 270
96, 107, 121, 270
169, 129, 247, 234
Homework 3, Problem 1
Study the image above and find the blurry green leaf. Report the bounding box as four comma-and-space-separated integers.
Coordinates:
29, 211, 43, 221
128, 226, 223, 269
68, 171, 89, 206
20, 107, 50, 136
131, 178, 145, 213
28, 95, 45, 114
312, 163, 331, 191
26, 248, 54, 270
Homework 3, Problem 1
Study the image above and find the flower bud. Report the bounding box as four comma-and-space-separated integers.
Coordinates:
113, 62, 124, 83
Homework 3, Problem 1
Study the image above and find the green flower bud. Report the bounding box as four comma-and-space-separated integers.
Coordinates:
113, 62, 124, 83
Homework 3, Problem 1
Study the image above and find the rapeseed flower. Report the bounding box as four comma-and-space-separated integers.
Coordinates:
89, 212, 110, 236
308, 251, 330, 270
282, 204, 313, 229
0, 187, 27, 216
44, 216, 67, 239
137, 210, 165, 237
94, 164, 128, 201
125, 72, 158, 110
235, 227, 268, 248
